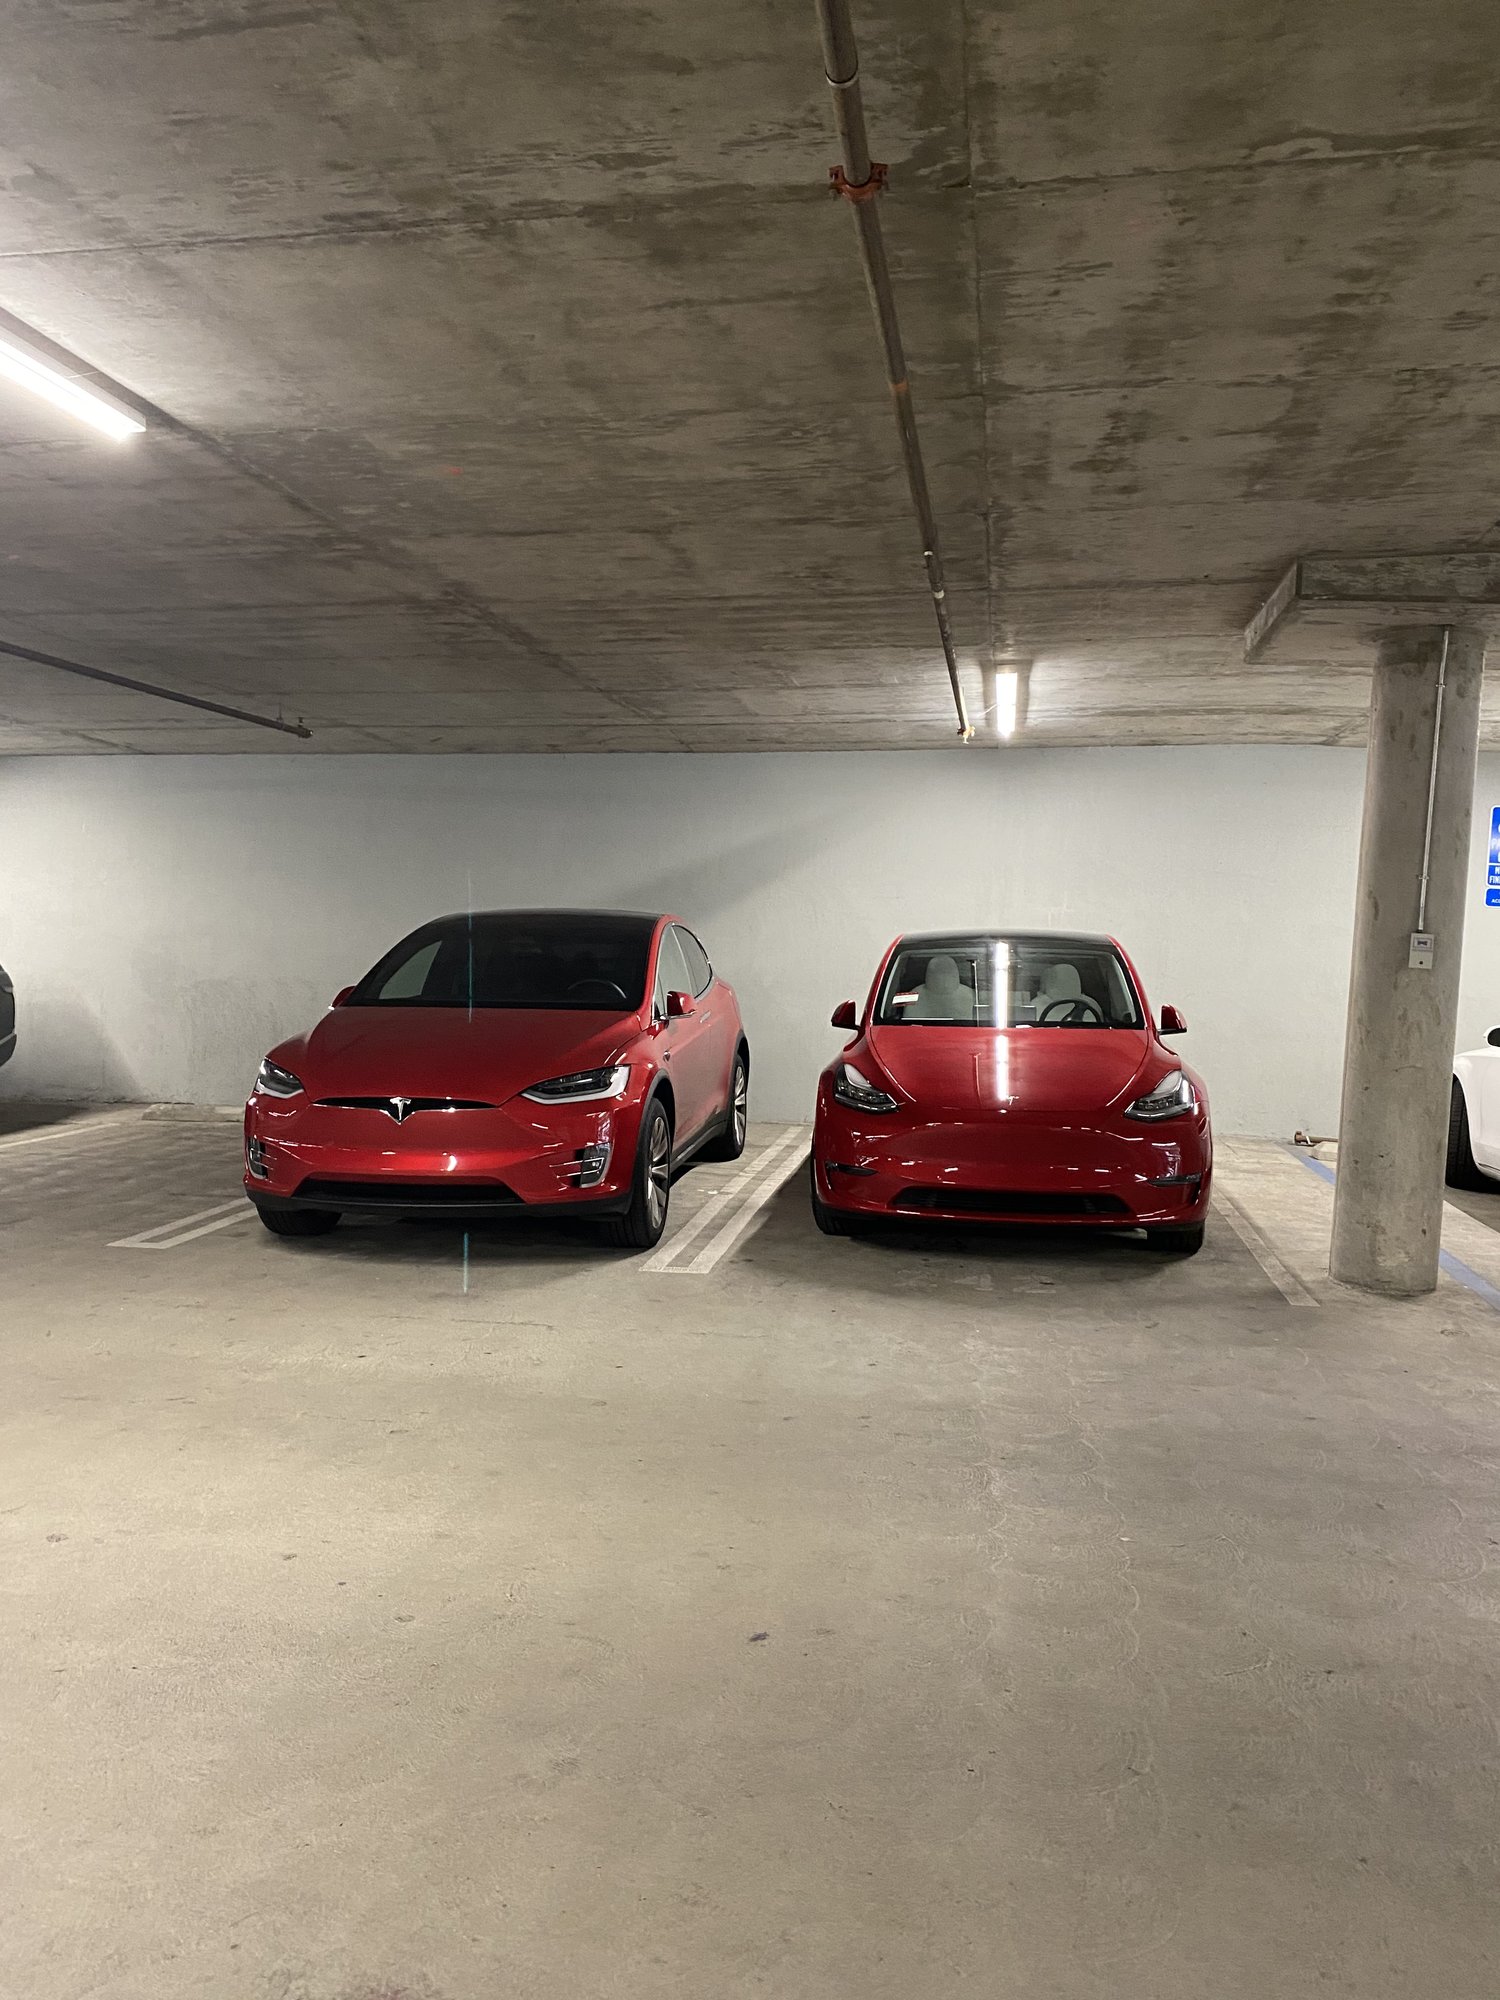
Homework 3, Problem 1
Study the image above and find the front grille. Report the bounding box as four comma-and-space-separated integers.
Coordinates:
891, 1187, 1132, 1218
294, 1177, 521, 1209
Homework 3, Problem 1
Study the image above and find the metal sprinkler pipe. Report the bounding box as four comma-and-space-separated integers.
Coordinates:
814, 0, 973, 739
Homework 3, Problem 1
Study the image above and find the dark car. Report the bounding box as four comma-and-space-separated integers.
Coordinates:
0, 962, 13, 1067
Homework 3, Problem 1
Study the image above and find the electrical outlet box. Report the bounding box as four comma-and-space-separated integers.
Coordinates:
1409, 931, 1435, 970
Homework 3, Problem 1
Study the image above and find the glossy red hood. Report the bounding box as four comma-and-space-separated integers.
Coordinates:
274, 1005, 639, 1105
865, 1024, 1155, 1115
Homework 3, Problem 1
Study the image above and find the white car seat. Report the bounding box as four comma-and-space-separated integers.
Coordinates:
909, 953, 975, 1022
1033, 961, 1084, 1021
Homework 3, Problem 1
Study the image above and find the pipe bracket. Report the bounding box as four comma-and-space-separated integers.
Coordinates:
829, 162, 888, 203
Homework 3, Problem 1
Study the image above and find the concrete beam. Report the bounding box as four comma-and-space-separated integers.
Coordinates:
1246, 553, 1500, 662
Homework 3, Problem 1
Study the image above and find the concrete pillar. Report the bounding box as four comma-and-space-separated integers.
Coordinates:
1331, 627, 1485, 1295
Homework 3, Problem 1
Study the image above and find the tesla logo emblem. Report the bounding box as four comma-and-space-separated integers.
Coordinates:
387, 1097, 413, 1122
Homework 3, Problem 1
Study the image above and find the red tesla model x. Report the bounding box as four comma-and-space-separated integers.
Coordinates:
244, 909, 748, 1249
811, 930, 1211, 1253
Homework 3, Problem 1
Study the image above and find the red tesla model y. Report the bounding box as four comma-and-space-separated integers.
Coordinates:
812, 930, 1211, 1253
244, 909, 748, 1249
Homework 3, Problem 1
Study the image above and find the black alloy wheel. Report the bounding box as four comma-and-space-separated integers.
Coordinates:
255, 1204, 340, 1238
810, 1161, 858, 1236
604, 1099, 673, 1249
1446, 1079, 1490, 1191
704, 1050, 749, 1161
0, 961, 14, 1068
1145, 1221, 1205, 1256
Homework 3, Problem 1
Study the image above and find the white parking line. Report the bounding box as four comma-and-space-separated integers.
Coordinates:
642, 1126, 805, 1273
678, 1141, 807, 1274
109, 1131, 813, 1263
1212, 1187, 1321, 1306
110, 1198, 255, 1251
0, 1110, 142, 1153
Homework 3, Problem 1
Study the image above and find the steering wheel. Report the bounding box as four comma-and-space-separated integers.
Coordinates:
567, 977, 629, 1006
1038, 994, 1104, 1025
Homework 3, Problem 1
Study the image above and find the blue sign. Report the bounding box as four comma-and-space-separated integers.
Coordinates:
1489, 806, 1500, 907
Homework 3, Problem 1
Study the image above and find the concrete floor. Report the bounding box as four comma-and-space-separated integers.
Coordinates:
4, 1110, 1500, 1998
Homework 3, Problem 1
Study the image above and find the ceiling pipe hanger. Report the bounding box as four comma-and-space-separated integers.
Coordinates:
813, 0, 974, 740
0, 636, 311, 740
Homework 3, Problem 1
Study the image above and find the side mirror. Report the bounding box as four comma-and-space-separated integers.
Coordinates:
831, 1000, 858, 1031
1159, 1004, 1187, 1036
665, 990, 694, 1019
331, 986, 354, 1009
1487, 1027, 1500, 1048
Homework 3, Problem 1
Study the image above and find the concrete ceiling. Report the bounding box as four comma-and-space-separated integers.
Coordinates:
0, 0, 1498, 754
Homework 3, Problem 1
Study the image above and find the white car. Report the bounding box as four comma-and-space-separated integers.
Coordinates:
1448, 1032, 1500, 1188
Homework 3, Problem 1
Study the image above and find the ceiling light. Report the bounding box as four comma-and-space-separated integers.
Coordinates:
994, 669, 1019, 740
0, 330, 145, 440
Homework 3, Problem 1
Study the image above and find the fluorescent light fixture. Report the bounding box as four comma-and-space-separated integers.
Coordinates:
994, 668, 1019, 740
0, 331, 145, 440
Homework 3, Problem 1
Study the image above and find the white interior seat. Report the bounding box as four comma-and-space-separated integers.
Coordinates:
909, 953, 975, 1021
1033, 961, 1083, 1021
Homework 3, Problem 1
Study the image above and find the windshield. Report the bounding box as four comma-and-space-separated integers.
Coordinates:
347, 912, 656, 1011
874, 935, 1142, 1029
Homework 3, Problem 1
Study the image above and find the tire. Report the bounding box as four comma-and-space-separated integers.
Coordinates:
702, 1048, 749, 1162
255, 1204, 340, 1238
1446, 1079, 1491, 1191
1145, 1221, 1205, 1256
811, 1166, 855, 1237
603, 1098, 673, 1249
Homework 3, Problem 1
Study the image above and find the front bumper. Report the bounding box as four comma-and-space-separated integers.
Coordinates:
244, 1091, 643, 1219
812, 1092, 1211, 1227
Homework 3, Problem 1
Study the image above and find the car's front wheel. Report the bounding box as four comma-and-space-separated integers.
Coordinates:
254, 1204, 340, 1238
603, 1098, 672, 1250
1446, 1079, 1491, 1191
1145, 1221, 1205, 1256
811, 1165, 859, 1237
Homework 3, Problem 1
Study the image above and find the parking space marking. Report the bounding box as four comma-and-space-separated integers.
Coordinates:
643, 1126, 805, 1273
1212, 1187, 1321, 1306
110, 1197, 254, 1251
103, 1128, 812, 1263
1290, 1145, 1500, 1315
677, 1139, 807, 1273
0, 1110, 142, 1153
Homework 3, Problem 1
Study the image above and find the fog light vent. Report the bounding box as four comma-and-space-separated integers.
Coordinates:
247, 1136, 271, 1181
574, 1142, 611, 1189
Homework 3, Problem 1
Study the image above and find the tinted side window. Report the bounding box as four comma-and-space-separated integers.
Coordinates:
675, 926, 712, 997
653, 927, 693, 1012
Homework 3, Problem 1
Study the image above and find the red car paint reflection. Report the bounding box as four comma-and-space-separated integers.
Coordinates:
811, 929, 1211, 1254
244, 909, 748, 1249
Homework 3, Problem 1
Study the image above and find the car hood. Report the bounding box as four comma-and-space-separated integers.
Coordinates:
865, 1024, 1156, 1115
274, 1005, 639, 1105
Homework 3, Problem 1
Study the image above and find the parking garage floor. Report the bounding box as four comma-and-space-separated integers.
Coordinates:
4, 1108, 1500, 2000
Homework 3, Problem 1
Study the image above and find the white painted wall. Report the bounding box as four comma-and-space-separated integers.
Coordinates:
5, 747, 1500, 1132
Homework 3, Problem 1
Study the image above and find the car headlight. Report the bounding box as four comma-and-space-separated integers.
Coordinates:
1125, 1069, 1196, 1121
254, 1058, 304, 1099
521, 1064, 630, 1103
833, 1061, 899, 1114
